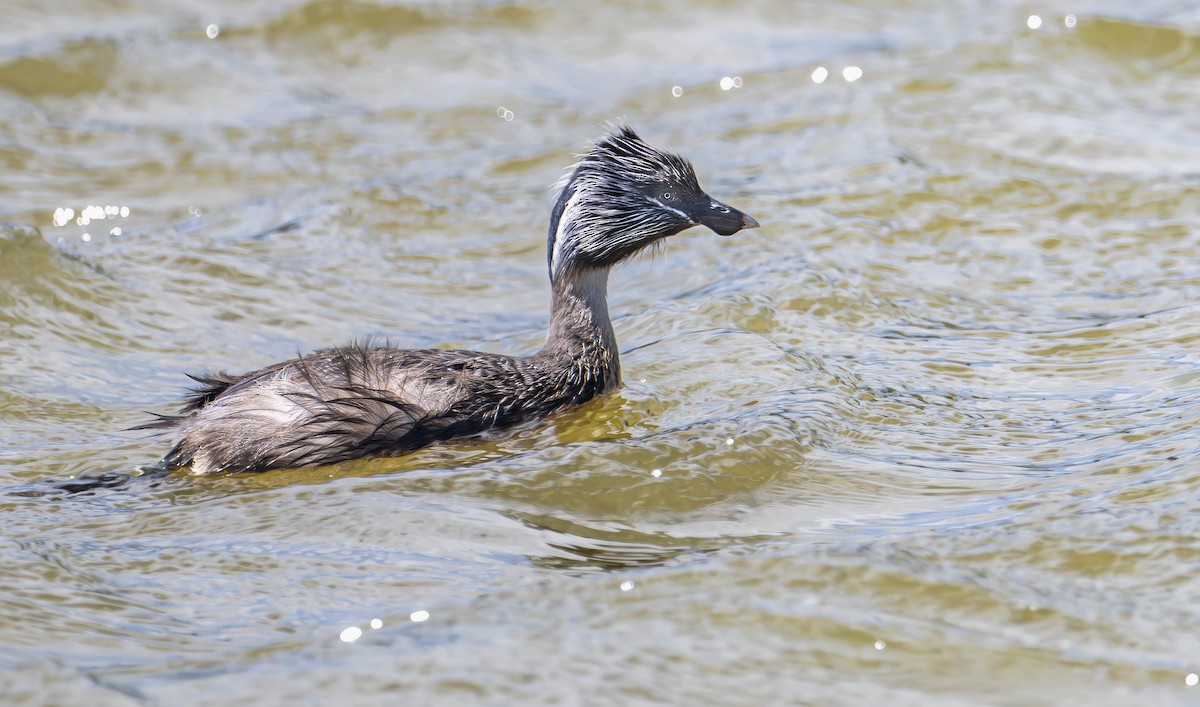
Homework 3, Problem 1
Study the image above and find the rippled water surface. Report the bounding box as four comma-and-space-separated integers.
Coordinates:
4, 0, 1200, 704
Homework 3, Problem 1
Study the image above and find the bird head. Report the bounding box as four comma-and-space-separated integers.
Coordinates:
547, 126, 759, 280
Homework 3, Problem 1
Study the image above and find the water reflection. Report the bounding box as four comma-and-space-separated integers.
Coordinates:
5, 467, 172, 498
529, 537, 693, 572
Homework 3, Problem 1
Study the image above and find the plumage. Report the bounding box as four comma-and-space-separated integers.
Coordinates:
140, 126, 758, 473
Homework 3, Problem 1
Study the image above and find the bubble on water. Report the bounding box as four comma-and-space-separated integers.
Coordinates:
339, 626, 362, 643
104, 205, 118, 216
369, 618, 383, 630
81, 233, 91, 242
77, 216, 88, 226
732, 76, 743, 88
1187, 673, 1199, 687
874, 640, 886, 650
1027, 15, 1042, 30
843, 66, 863, 82
206, 24, 219, 39
650, 468, 662, 478
620, 581, 635, 592
1064, 14, 1076, 28
120, 206, 130, 217
110, 227, 122, 236
811, 67, 828, 84
719, 76, 734, 91
726, 437, 735, 446
671, 85, 683, 97
496, 106, 514, 121
410, 610, 430, 623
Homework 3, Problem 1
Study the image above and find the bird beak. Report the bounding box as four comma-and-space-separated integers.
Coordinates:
693, 197, 760, 236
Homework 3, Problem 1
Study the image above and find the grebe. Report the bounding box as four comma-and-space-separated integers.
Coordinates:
141, 126, 758, 473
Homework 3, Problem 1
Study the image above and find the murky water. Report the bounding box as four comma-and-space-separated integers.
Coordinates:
4, 0, 1200, 704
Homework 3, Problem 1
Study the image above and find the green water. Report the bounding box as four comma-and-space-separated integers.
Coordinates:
3, 1, 1200, 704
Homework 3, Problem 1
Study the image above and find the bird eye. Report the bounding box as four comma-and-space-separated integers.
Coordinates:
661, 191, 674, 201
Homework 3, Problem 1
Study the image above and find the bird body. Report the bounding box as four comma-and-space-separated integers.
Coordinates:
142, 127, 757, 473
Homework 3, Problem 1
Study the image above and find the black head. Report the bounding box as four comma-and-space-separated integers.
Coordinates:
547, 126, 759, 279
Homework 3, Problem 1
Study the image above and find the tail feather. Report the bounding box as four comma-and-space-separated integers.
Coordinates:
129, 371, 247, 434
128, 412, 188, 432
180, 372, 245, 412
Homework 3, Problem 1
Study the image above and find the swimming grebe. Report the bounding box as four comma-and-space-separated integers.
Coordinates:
141, 126, 758, 474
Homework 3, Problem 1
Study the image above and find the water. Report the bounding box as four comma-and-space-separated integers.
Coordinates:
3, 0, 1200, 704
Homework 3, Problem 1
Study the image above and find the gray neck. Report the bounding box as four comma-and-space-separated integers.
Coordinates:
538, 267, 621, 388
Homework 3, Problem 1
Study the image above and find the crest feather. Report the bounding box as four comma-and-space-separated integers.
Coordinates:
545, 125, 702, 278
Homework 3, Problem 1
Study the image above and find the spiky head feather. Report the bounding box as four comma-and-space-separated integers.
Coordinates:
547, 126, 708, 279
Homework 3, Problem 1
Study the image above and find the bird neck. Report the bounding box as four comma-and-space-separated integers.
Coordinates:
539, 267, 621, 387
